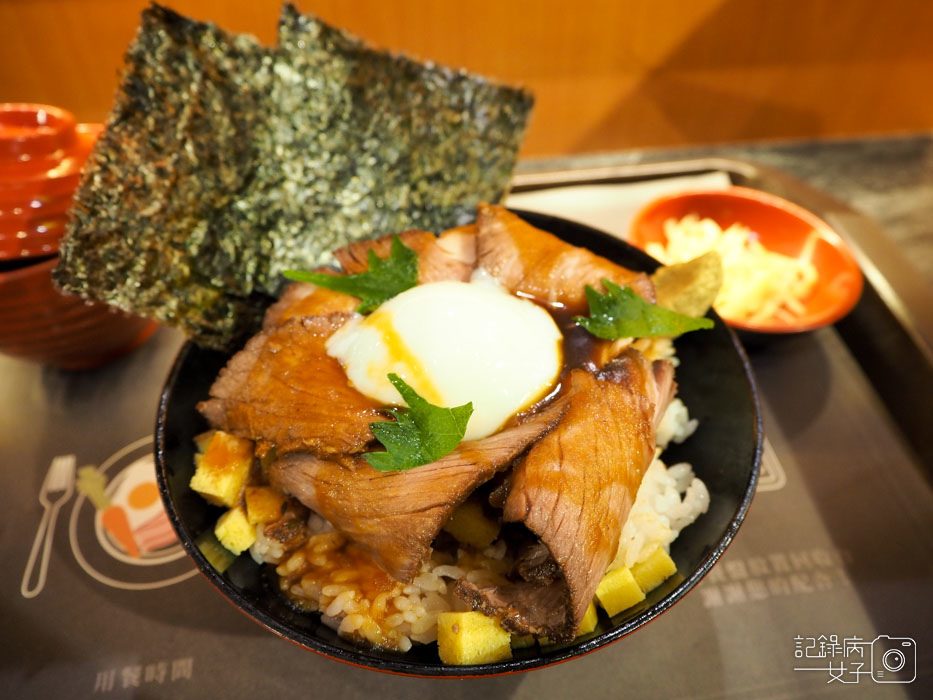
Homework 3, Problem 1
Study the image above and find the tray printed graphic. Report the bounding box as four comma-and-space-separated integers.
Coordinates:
68, 436, 197, 590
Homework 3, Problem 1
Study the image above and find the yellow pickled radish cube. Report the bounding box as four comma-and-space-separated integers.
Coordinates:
437, 612, 512, 665
214, 505, 256, 555
577, 600, 598, 636
189, 431, 254, 507
244, 486, 288, 525
595, 566, 646, 616
510, 634, 536, 649
442, 499, 500, 549
631, 547, 678, 593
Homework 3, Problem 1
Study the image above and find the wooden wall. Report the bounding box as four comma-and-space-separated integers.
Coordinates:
2, 0, 931, 157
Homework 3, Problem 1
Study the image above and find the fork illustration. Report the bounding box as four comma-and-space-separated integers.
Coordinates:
21, 455, 76, 599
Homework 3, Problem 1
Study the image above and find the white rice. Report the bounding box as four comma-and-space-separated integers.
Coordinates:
656, 397, 699, 449
611, 399, 710, 571
611, 455, 710, 570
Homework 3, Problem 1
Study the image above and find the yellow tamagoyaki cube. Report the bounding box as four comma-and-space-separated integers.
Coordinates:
442, 499, 500, 549
577, 600, 599, 636
631, 547, 678, 593
595, 566, 646, 617
244, 486, 288, 525
437, 612, 512, 665
193, 430, 215, 454
189, 431, 254, 508
214, 505, 256, 555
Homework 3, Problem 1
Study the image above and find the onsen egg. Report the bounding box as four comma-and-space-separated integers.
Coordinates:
326, 276, 563, 441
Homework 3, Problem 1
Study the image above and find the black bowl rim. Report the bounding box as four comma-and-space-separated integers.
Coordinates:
155, 209, 763, 678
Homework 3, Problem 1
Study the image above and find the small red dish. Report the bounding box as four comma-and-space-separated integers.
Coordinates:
629, 187, 864, 334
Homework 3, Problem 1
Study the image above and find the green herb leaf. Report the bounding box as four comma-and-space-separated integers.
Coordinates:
365, 374, 473, 472
575, 279, 714, 339
283, 235, 418, 313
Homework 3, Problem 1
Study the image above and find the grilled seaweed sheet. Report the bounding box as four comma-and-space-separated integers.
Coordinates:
54, 2, 533, 349
54, 5, 274, 347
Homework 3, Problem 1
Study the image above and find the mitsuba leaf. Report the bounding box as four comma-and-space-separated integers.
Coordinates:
283, 235, 417, 313
575, 279, 714, 339
365, 374, 473, 472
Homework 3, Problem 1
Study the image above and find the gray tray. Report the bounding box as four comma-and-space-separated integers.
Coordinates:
2, 158, 930, 699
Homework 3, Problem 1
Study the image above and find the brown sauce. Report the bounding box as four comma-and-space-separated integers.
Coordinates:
505, 304, 606, 426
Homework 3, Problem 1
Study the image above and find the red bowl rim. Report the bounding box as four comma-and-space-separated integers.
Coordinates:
0, 103, 77, 160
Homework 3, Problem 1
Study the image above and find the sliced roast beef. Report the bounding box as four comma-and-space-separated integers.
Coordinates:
456, 351, 674, 641
514, 542, 561, 584
268, 398, 568, 582
454, 578, 570, 638
197, 314, 387, 455
475, 203, 656, 312
262, 268, 359, 329
264, 225, 477, 330
334, 228, 475, 284
597, 351, 677, 430
435, 224, 478, 270
262, 500, 311, 551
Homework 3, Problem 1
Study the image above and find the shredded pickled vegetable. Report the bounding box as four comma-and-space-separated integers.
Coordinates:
646, 215, 819, 324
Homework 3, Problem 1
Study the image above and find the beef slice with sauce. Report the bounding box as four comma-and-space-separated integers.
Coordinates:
268, 398, 568, 582
456, 351, 675, 641
263, 226, 477, 329
475, 203, 655, 311
335, 227, 476, 284
197, 314, 387, 455
262, 268, 360, 329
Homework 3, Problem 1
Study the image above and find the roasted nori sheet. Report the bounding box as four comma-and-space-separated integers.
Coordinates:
54, 2, 534, 349
55, 5, 275, 348
254, 4, 534, 276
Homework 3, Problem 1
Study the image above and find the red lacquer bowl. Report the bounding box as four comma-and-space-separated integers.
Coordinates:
0, 104, 157, 370
0, 256, 157, 370
629, 187, 863, 334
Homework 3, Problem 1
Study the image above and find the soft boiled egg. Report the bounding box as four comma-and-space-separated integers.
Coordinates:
326, 273, 562, 441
